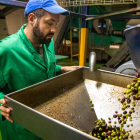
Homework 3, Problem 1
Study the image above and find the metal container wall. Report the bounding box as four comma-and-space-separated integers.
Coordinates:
5, 68, 139, 140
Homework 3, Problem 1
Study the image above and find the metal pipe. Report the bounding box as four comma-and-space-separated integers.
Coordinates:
89, 52, 96, 72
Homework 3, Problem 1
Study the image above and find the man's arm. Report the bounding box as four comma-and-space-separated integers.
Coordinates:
56, 64, 82, 74
60, 66, 82, 74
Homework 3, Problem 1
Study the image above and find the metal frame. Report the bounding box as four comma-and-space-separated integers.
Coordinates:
0, 0, 27, 8
86, 6, 140, 20
0, 0, 140, 20
58, 0, 137, 7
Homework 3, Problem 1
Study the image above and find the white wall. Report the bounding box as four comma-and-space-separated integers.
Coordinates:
5, 9, 26, 35
0, 19, 8, 40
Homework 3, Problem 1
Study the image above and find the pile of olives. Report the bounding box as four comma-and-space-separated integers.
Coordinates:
91, 73, 140, 140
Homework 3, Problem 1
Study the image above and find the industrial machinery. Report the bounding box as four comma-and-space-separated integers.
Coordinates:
115, 61, 137, 76
115, 24, 140, 76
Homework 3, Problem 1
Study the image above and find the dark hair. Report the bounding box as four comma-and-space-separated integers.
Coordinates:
25, 8, 47, 23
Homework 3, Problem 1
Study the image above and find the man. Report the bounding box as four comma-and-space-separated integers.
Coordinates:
0, 0, 80, 139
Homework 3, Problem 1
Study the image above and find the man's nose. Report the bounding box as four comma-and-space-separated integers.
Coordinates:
51, 26, 56, 33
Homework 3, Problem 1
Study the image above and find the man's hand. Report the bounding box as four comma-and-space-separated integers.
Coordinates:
61, 66, 82, 73
0, 99, 13, 123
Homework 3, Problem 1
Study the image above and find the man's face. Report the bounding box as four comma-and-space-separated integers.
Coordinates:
33, 12, 59, 44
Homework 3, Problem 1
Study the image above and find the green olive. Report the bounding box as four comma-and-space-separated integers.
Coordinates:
127, 84, 131, 89
131, 83, 135, 86
91, 107, 94, 109
126, 89, 132, 94
134, 83, 139, 88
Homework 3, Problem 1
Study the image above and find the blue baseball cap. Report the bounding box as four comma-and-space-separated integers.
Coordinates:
25, 0, 70, 16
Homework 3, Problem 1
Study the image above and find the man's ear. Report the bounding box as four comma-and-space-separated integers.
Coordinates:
28, 13, 37, 26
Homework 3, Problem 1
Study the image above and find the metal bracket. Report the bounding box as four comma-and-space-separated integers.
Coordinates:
0, 0, 27, 8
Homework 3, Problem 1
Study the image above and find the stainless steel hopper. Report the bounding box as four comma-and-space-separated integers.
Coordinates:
4, 68, 140, 140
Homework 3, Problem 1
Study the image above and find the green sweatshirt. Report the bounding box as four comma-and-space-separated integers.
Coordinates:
0, 24, 62, 140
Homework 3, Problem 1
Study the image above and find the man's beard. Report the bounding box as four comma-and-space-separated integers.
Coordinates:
33, 20, 54, 44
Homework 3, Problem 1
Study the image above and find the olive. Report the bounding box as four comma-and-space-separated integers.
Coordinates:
129, 111, 132, 114
134, 83, 139, 88
124, 136, 128, 139
90, 100, 92, 103
108, 131, 111, 135
130, 135, 133, 138
132, 88, 138, 93
114, 121, 116, 124
119, 136, 122, 139
127, 84, 131, 89
121, 99, 125, 103
132, 102, 136, 107
118, 114, 122, 117
109, 124, 112, 128
116, 127, 120, 130
127, 99, 131, 104
136, 73, 140, 78
115, 111, 118, 114
118, 120, 122, 123
99, 128, 102, 131
133, 96, 136, 100
127, 125, 129, 127
113, 114, 117, 118
138, 86, 140, 90
123, 111, 127, 114
118, 117, 120, 120
131, 83, 135, 86
108, 121, 111, 123
108, 117, 111, 120
127, 95, 130, 99
113, 125, 116, 128
121, 118, 124, 121
131, 108, 134, 110
126, 89, 132, 94
122, 106, 125, 110
123, 121, 126, 124
123, 116, 126, 119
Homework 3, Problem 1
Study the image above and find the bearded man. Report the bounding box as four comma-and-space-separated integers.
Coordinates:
0, 0, 80, 139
